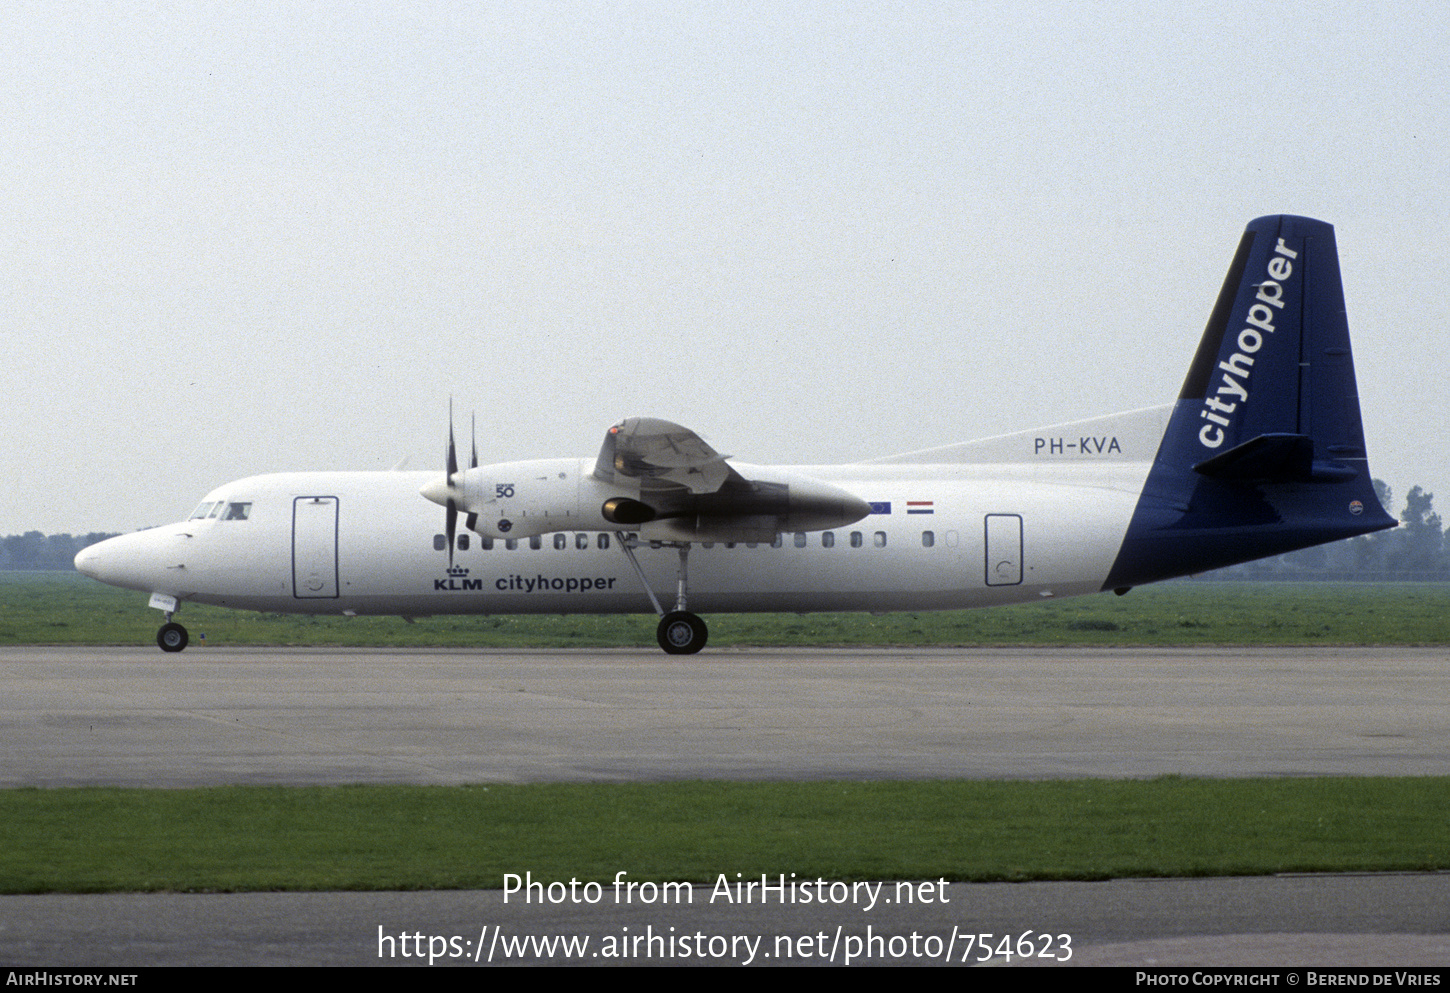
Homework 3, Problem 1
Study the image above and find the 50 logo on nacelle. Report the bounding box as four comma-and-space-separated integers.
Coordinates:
450, 458, 610, 540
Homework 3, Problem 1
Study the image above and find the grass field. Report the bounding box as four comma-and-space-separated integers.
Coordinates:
3, 778, 1448, 894
4, 571, 1449, 647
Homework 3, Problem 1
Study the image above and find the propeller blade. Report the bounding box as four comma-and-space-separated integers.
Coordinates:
447, 403, 459, 478
465, 413, 479, 533
446, 405, 459, 565
446, 499, 457, 566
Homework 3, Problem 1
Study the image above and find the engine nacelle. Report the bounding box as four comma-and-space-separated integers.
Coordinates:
447, 459, 618, 540
423, 459, 869, 543
633, 468, 870, 543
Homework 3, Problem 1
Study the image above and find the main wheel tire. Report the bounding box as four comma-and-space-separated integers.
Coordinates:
157, 622, 189, 653
657, 611, 708, 655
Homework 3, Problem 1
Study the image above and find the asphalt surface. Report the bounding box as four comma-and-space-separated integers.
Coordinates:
6, 645, 1448, 785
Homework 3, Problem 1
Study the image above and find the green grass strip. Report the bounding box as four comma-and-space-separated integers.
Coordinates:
3, 778, 1447, 893
4, 573, 1450, 646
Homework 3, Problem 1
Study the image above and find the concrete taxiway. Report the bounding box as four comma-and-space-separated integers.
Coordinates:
4, 645, 1448, 785
2, 645, 1448, 966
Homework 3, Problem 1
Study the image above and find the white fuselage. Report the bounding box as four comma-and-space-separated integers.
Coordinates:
74, 456, 1155, 619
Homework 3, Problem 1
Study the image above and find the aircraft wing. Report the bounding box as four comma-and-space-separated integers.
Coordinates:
590, 416, 870, 543
593, 417, 744, 493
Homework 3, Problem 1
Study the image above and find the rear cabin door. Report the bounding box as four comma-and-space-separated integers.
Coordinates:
984, 513, 1023, 587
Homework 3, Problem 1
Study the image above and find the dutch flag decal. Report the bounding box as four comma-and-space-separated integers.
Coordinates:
906, 501, 934, 515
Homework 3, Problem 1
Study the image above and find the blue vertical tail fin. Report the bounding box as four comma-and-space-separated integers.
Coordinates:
1104, 215, 1395, 589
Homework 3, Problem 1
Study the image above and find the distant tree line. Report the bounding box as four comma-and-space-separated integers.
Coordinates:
2, 532, 120, 571
1210, 481, 1448, 580
5, 480, 1448, 579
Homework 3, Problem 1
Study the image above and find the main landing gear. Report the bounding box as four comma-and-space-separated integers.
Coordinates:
615, 534, 709, 655
657, 610, 708, 655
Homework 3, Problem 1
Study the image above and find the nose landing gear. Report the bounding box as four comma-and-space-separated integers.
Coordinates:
157, 620, 189, 653
149, 593, 189, 652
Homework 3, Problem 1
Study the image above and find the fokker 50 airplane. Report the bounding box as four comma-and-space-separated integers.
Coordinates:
76, 215, 1396, 654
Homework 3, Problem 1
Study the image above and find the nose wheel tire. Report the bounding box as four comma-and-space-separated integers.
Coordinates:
157, 622, 189, 653
657, 611, 707, 655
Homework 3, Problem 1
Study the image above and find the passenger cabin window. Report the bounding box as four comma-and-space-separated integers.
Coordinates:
554, 533, 568, 550
433, 534, 447, 551
794, 532, 807, 548
850, 531, 863, 548
922, 531, 935, 547
457, 534, 469, 551
822, 532, 835, 548
874, 531, 887, 548
529, 535, 542, 550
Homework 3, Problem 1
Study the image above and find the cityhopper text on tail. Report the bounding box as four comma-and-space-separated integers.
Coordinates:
76, 216, 1396, 654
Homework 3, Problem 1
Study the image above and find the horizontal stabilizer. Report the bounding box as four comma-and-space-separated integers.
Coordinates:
1192, 433, 1360, 483
1192, 433, 1312, 481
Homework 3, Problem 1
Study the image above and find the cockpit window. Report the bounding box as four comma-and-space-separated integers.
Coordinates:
189, 500, 252, 520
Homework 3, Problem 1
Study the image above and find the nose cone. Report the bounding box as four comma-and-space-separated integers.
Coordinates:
73, 544, 102, 579
72, 529, 181, 593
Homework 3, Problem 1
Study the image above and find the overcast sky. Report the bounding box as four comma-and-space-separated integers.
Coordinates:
5, 1, 1446, 535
